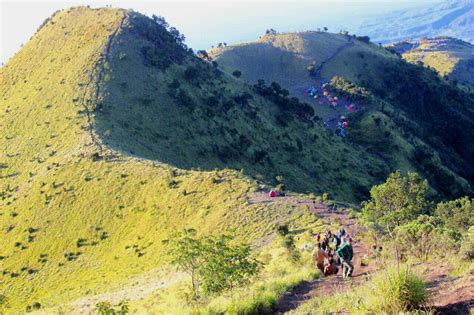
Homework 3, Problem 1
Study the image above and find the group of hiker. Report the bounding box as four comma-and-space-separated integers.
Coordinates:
314, 229, 354, 279
303, 83, 357, 137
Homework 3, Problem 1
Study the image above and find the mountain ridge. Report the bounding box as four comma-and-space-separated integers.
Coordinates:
0, 7, 383, 311
211, 31, 474, 199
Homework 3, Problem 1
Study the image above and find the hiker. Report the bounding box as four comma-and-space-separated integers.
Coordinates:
332, 231, 341, 249
336, 237, 354, 279
324, 253, 339, 276
314, 243, 329, 273
315, 232, 321, 243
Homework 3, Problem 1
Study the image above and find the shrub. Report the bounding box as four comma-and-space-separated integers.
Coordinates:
184, 65, 199, 81
276, 224, 289, 236
163, 230, 260, 300
232, 70, 242, 78
459, 226, 474, 260
394, 215, 460, 260
95, 300, 129, 314
356, 35, 371, 43
435, 197, 473, 232
365, 267, 428, 313
362, 171, 430, 235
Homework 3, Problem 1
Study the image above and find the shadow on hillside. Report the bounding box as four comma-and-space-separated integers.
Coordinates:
91, 19, 389, 202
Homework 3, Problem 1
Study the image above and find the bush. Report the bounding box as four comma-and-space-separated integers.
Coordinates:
232, 70, 242, 78
366, 267, 428, 313
276, 224, 289, 236
356, 35, 371, 43
459, 226, 474, 260
395, 215, 460, 260
362, 171, 430, 235
95, 300, 129, 314
164, 230, 260, 299
435, 197, 473, 232
184, 66, 199, 81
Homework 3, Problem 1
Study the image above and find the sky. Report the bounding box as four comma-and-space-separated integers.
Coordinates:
0, 0, 443, 64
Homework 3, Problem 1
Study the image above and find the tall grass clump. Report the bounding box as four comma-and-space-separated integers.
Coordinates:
292, 266, 429, 314
365, 267, 428, 313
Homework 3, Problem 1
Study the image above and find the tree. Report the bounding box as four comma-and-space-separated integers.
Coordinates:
151, 14, 168, 29
168, 27, 186, 49
163, 229, 205, 299
200, 235, 260, 295
362, 171, 430, 235
435, 197, 473, 232
323, 27, 328, 32
275, 175, 285, 192
356, 35, 371, 43
184, 66, 200, 81
232, 70, 242, 78
196, 50, 211, 61
265, 28, 277, 35
164, 230, 260, 299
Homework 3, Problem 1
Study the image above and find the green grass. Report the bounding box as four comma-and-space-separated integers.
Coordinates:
124, 229, 323, 314
212, 31, 474, 199
399, 37, 474, 89
1, 6, 472, 313
292, 266, 431, 315
0, 7, 382, 311
0, 7, 276, 311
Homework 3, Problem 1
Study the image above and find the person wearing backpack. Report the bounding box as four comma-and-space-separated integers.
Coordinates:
336, 237, 354, 279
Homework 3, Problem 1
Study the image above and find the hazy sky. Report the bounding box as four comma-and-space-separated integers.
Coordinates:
1, 0, 443, 64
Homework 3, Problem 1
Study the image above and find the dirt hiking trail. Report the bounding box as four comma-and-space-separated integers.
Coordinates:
249, 192, 474, 314
249, 193, 374, 313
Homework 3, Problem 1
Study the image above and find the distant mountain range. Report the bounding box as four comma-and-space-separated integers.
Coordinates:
356, 0, 474, 44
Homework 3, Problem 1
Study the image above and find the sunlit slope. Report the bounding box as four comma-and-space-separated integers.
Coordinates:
389, 37, 474, 88
212, 32, 474, 198
0, 8, 384, 311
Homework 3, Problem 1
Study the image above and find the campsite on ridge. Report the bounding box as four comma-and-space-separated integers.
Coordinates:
0, 3, 473, 314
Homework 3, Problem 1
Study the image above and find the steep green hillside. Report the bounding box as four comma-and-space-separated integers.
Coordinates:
211, 31, 474, 199
0, 7, 385, 311
387, 37, 474, 89
93, 12, 387, 200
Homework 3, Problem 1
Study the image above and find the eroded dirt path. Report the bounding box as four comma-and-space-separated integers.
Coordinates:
248, 192, 474, 314
248, 192, 375, 313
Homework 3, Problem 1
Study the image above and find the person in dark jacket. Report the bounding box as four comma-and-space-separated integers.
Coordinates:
336, 237, 354, 279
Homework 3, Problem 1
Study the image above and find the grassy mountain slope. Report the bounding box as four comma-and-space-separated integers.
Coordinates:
0, 7, 385, 311
211, 31, 474, 199
387, 37, 474, 88
93, 13, 387, 200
